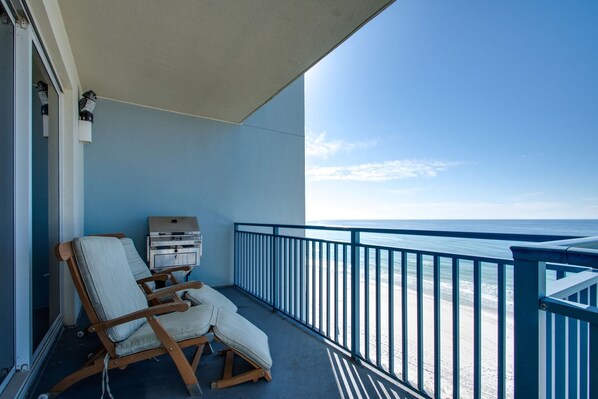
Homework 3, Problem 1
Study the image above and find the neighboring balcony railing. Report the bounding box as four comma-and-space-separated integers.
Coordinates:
512, 238, 598, 399
234, 222, 592, 399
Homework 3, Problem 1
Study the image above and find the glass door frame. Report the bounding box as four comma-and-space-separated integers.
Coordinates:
0, 0, 16, 392
7, 0, 64, 386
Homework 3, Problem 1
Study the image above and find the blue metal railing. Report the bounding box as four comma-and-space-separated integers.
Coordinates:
234, 222, 587, 398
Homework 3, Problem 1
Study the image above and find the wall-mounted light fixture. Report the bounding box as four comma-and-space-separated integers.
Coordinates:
78, 90, 96, 143
35, 81, 49, 138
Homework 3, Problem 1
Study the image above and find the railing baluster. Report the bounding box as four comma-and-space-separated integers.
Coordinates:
389, 250, 395, 375
350, 231, 361, 359
319, 241, 324, 333
591, 284, 598, 398
473, 260, 481, 399
247, 234, 251, 294
417, 253, 423, 391
287, 237, 291, 312
546, 312, 553, 399
245, 233, 249, 293
376, 248, 381, 368
287, 237, 290, 310
278, 237, 287, 312
433, 256, 441, 398
300, 239, 305, 322
402, 251, 409, 382
334, 243, 339, 343
343, 243, 348, 349
255, 234, 259, 296
311, 240, 318, 328
288, 238, 292, 315
234, 226, 238, 286
294, 239, 299, 319
555, 312, 566, 398
497, 262, 506, 399
307, 240, 311, 324
365, 247, 370, 361
568, 292, 579, 399
305, 239, 311, 326
327, 242, 331, 338
452, 257, 460, 399
579, 288, 588, 399
281, 237, 285, 310
591, 323, 598, 399
262, 234, 265, 299
242, 232, 246, 288
251, 234, 255, 295
280, 236, 284, 308
237, 231, 241, 286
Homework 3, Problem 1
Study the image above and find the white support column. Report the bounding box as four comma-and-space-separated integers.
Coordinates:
14, 20, 32, 371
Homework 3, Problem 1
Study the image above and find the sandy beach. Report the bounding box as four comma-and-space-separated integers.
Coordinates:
302, 271, 514, 399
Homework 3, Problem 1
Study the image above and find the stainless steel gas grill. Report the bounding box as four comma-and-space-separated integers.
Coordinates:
146, 216, 203, 270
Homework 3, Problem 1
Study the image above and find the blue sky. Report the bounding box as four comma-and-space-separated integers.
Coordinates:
304, 1, 598, 221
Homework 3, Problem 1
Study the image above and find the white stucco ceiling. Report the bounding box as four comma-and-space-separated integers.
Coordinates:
57, 0, 392, 123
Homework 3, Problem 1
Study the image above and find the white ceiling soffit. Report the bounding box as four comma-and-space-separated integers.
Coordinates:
57, 0, 393, 124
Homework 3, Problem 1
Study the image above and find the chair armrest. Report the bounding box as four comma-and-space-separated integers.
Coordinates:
145, 281, 203, 301
88, 301, 190, 332
156, 266, 192, 284
137, 274, 169, 285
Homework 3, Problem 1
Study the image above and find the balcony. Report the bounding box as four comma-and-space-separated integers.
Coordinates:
30, 286, 417, 399
31, 224, 598, 398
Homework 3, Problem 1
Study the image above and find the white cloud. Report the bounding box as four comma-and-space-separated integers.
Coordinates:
306, 199, 598, 221
306, 159, 459, 182
305, 131, 376, 159
508, 192, 544, 201
389, 187, 427, 195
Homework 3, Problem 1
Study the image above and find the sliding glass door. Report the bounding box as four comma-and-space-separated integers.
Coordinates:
0, 5, 62, 393
0, 2, 15, 387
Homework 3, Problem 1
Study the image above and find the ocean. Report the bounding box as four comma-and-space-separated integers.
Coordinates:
305, 219, 598, 308
308, 219, 598, 258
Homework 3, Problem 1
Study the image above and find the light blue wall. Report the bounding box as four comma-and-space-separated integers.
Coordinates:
85, 78, 305, 286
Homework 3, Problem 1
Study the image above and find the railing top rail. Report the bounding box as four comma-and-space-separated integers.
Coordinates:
235, 222, 581, 243
236, 229, 514, 264
540, 296, 598, 325
511, 236, 598, 267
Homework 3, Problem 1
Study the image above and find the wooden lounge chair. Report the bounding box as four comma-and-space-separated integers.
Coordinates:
46, 236, 272, 397
118, 236, 238, 312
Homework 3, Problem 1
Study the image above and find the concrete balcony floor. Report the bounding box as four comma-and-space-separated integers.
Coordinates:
30, 287, 418, 399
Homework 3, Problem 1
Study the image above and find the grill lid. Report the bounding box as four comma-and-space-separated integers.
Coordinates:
148, 216, 199, 235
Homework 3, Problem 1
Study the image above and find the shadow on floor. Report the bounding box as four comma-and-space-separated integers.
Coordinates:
30, 287, 419, 399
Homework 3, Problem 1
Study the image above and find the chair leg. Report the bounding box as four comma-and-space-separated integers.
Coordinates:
190, 343, 205, 372
48, 358, 105, 395
148, 317, 202, 396
166, 344, 202, 396
210, 349, 270, 389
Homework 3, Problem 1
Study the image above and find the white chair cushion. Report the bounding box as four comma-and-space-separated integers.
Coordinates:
184, 285, 238, 312
212, 309, 273, 370
115, 304, 216, 356
73, 237, 148, 342
120, 238, 155, 290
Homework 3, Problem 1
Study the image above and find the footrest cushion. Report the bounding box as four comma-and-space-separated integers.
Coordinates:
212, 309, 273, 371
